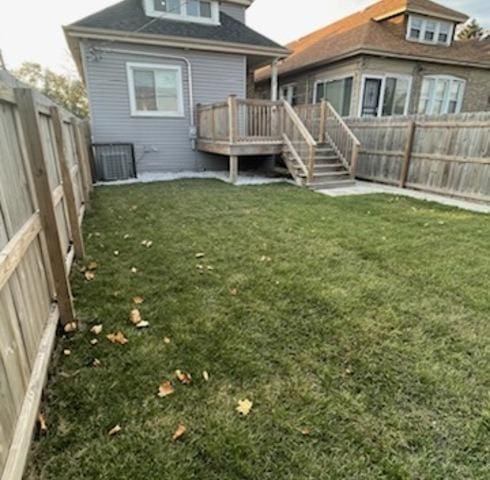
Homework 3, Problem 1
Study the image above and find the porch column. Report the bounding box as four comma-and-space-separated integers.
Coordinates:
271, 59, 279, 101
229, 155, 238, 184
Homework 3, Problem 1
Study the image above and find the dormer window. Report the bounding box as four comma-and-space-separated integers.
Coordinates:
145, 0, 219, 25
407, 15, 454, 46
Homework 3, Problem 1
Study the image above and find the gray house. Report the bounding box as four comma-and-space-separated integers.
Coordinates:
65, 0, 288, 179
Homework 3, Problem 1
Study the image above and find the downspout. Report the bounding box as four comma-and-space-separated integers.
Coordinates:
92, 47, 197, 149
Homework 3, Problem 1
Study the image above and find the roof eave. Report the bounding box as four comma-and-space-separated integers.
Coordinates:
222, 0, 255, 7
374, 6, 468, 23
64, 25, 289, 60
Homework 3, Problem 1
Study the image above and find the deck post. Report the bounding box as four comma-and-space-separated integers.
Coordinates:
319, 100, 327, 143
228, 95, 238, 144
229, 155, 238, 184
271, 59, 279, 102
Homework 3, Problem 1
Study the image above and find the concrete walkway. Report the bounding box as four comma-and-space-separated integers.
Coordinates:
318, 181, 490, 214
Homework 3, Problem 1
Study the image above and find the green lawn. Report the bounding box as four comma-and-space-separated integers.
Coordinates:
25, 180, 490, 479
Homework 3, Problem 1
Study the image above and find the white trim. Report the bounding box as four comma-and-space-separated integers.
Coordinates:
126, 62, 185, 118
144, 0, 220, 26
406, 15, 455, 46
417, 75, 466, 115
359, 73, 413, 118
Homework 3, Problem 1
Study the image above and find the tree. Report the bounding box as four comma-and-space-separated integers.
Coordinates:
457, 18, 484, 41
13, 62, 89, 118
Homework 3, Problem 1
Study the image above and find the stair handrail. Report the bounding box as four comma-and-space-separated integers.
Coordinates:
282, 133, 309, 178
282, 100, 317, 182
322, 101, 361, 175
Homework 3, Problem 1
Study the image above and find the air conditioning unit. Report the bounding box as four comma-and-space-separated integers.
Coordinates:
100, 151, 132, 181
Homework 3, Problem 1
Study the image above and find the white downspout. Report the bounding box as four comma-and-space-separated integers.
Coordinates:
92, 46, 197, 148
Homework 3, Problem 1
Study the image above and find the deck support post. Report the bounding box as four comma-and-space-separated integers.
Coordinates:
271, 59, 279, 102
229, 155, 238, 184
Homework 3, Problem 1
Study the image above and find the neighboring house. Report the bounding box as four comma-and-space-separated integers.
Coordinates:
65, 0, 288, 177
255, 0, 490, 118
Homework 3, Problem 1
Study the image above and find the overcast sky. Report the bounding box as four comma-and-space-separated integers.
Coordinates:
0, 0, 488, 74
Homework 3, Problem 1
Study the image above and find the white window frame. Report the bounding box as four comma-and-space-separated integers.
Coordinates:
358, 73, 413, 118
127, 62, 185, 118
406, 15, 455, 46
145, 0, 220, 25
417, 75, 466, 115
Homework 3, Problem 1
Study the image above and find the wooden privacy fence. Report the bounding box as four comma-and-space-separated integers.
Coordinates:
0, 81, 92, 480
346, 112, 490, 203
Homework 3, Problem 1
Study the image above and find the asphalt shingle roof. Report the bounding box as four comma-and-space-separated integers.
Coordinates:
70, 0, 285, 51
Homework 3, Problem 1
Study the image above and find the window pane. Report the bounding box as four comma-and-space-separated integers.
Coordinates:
393, 78, 409, 115
155, 70, 179, 112
448, 81, 462, 113
201, 1, 212, 18
438, 22, 450, 43
410, 17, 422, 39
342, 78, 353, 116
325, 79, 344, 113
134, 70, 157, 111
316, 83, 325, 103
154, 0, 181, 13
418, 78, 433, 114
433, 79, 448, 114
424, 21, 436, 41
187, 0, 199, 16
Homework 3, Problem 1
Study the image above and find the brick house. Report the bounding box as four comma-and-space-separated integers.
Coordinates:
255, 0, 490, 117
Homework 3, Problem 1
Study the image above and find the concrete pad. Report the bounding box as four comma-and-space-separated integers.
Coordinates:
317, 181, 490, 214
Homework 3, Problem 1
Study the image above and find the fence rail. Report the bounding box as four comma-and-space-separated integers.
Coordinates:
345, 112, 490, 202
0, 80, 92, 480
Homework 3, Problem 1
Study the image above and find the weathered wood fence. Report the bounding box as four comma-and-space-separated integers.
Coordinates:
346, 112, 490, 203
0, 79, 92, 480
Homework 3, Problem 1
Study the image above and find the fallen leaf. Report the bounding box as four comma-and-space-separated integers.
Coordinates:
195, 253, 205, 259
64, 322, 77, 333
207, 266, 215, 271
158, 381, 175, 398
84, 271, 96, 281
90, 339, 99, 346
136, 321, 150, 329
91, 324, 103, 335
172, 424, 187, 442
236, 399, 253, 417
63, 349, 71, 356
92, 358, 102, 368
123, 234, 131, 240
130, 309, 142, 325
87, 261, 98, 271
203, 371, 209, 382
300, 427, 311, 436
114, 250, 120, 257
229, 288, 238, 296
108, 425, 122, 436
38, 413, 48, 434
131, 267, 138, 274
132, 296, 144, 305
175, 370, 192, 385
146, 241, 153, 248
107, 332, 128, 345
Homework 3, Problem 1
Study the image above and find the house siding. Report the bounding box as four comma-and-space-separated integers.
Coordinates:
256, 55, 490, 115
221, 2, 246, 23
82, 40, 246, 173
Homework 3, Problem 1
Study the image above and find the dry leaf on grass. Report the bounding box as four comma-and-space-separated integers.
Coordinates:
172, 424, 187, 442
236, 399, 253, 417
175, 370, 192, 385
90, 339, 99, 346
130, 309, 142, 325
164, 337, 171, 344
64, 322, 77, 333
132, 296, 144, 305
107, 332, 128, 345
108, 425, 122, 436
158, 381, 175, 398
88, 261, 98, 271
90, 324, 103, 335
131, 267, 138, 274
63, 349, 71, 356
38, 413, 48, 434
195, 252, 205, 259
229, 288, 238, 296
141, 240, 153, 248
203, 371, 209, 382
93, 358, 102, 368
114, 251, 120, 257
136, 321, 150, 329
84, 270, 96, 281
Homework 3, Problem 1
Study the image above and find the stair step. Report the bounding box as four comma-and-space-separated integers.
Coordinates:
314, 163, 345, 171
315, 155, 339, 161
308, 179, 356, 190
313, 171, 351, 178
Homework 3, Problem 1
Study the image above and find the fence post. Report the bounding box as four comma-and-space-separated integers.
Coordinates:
400, 120, 416, 188
50, 107, 85, 259
351, 142, 360, 177
14, 88, 76, 326
73, 120, 93, 202
319, 100, 327, 144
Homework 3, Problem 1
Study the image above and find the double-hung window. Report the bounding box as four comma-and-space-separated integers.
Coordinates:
127, 63, 184, 117
315, 77, 353, 117
147, 0, 218, 24
417, 76, 465, 115
407, 15, 454, 46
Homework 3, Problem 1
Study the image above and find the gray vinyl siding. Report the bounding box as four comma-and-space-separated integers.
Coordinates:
82, 40, 246, 173
221, 2, 246, 23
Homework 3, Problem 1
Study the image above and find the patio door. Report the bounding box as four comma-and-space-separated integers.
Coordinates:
361, 77, 382, 117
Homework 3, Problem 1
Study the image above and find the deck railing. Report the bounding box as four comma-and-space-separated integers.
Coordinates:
283, 100, 317, 182
197, 97, 283, 145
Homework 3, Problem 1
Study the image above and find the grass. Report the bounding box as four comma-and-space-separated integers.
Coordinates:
25, 180, 490, 480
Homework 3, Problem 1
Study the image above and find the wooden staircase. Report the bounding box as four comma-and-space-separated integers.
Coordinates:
281, 100, 361, 191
